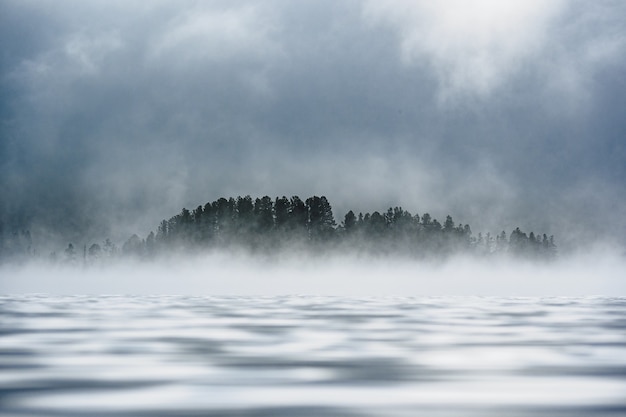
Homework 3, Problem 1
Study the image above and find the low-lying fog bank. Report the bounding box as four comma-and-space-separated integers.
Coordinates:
1, 248, 624, 296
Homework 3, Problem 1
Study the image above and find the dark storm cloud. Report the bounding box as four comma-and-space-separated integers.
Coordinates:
1, 0, 625, 249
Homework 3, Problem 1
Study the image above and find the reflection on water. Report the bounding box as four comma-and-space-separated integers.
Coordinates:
1, 295, 625, 416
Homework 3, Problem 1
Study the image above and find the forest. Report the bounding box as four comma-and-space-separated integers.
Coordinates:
1, 195, 556, 264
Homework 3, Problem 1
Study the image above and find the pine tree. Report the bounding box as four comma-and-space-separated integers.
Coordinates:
343, 210, 356, 232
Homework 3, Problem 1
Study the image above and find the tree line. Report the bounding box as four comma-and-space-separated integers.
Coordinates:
90, 195, 556, 262
1, 195, 557, 264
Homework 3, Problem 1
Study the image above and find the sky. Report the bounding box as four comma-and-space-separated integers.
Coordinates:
1, 0, 625, 251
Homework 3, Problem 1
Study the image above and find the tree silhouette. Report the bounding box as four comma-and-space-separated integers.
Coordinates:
343, 210, 356, 233
52, 194, 556, 263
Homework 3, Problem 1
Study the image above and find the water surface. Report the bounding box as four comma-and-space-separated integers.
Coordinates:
1, 295, 625, 416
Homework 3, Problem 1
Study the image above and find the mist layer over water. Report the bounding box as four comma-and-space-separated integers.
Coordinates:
1, 251, 625, 296
1, 295, 626, 416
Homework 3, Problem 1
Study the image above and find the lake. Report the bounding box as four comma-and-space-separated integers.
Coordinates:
1, 295, 625, 416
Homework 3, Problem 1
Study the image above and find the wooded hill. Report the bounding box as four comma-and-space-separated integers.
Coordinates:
2, 195, 557, 263
111, 195, 556, 261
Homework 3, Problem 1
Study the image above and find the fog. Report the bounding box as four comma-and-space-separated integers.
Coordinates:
2, 249, 624, 296
3, 7, 626, 414
1, 0, 625, 254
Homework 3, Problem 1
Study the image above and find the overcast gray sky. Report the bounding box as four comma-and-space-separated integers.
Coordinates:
1, 0, 625, 250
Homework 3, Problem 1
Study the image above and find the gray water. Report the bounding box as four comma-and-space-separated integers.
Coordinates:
1, 295, 625, 416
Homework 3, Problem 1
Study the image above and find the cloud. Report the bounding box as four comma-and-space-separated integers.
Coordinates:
62, 31, 124, 75
148, 5, 277, 64
362, 0, 566, 102
0, 0, 625, 254
362, 0, 626, 107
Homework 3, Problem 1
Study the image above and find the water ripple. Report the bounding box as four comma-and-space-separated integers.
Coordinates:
1, 295, 625, 416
